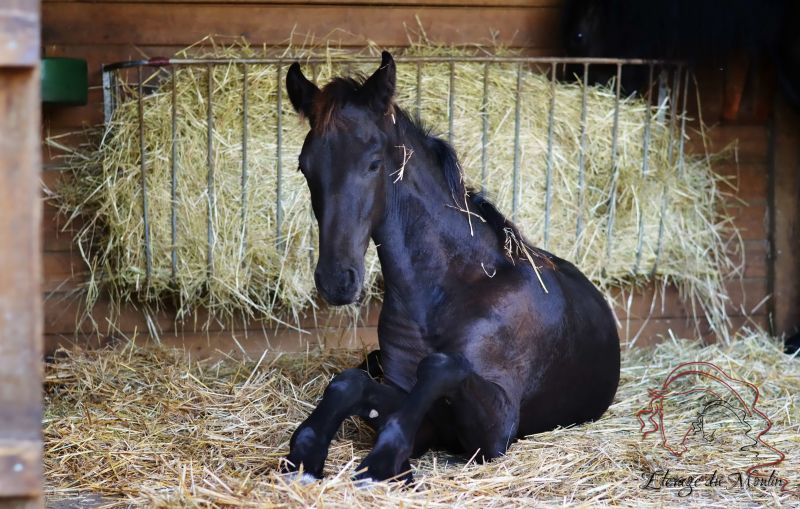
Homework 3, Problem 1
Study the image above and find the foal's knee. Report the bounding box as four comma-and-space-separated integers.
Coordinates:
326, 368, 370, 394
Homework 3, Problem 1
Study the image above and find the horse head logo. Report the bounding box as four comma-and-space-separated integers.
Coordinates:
636, 361, 797, 495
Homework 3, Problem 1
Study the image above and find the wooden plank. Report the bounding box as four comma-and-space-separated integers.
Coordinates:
686, 125, 769, 163
620, 315, 767, 347
45, 0, 562, 5
0, 442, 40, 502
714, 161, 769, 203
45, 325, 381, 358
726, 277, 769, 316
0, 21, 43, 503
46, 314, 766, 359
0, 1, 39, 66
43, 293, 381, 335
41, 3, 561, 48
42, 251, 86, 292
44, 275, 764, 337
612, 278, 767, 320
737, 240, 768, 279
41, 202, 82, 253
42, 89, 104, 129
725, 203, 768, 241
770, 92, 800, 336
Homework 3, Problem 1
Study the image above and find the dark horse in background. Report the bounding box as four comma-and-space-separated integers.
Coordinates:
280, 52, 620, 482
561, 0, 798, 117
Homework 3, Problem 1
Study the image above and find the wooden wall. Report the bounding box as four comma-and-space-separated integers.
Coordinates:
41, 0, 777, 357
2, 1, 43, 507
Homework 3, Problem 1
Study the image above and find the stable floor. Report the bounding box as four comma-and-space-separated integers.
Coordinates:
44, 332, 800, 508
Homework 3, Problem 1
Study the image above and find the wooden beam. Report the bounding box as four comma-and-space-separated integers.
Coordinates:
770, 93, 800, 336
0, 1, 38, 66
0, 0, 42, 505
43, 0, 563, 7
41, 3, 561, 48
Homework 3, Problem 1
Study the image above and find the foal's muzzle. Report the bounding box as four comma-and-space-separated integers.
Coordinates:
314, 265, 362, 306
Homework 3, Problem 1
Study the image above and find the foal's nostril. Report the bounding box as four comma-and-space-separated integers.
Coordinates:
345, 267, 357, 288
314, 266, 359, 303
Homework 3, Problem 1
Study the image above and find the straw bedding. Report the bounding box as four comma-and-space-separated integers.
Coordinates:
50, 41, 738, 337
44, 330, 800, 508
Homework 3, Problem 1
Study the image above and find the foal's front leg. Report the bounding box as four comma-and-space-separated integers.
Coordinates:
355, 352, 473, 481
282, 367, 404, 478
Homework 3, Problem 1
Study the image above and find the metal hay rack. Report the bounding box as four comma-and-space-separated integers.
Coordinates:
101, 54, 692, 285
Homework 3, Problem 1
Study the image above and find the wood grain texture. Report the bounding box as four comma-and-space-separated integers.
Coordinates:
0, 15, 43, 501
45, 0, 561, 5
42, 3, 561, 48
0, 442, 40, 502
0, 1, 39, 66
45, 325, 381, 358
770, 94, 800, 335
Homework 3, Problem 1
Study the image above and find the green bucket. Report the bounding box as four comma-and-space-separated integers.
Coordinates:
41, 57, 88, 105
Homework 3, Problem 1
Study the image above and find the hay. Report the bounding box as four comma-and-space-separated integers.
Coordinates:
50, 40, 738, 336
44, 330, 800, 508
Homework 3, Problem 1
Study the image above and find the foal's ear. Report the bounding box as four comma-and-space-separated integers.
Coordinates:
361, 51, 396, 114
286, 62, 320, 121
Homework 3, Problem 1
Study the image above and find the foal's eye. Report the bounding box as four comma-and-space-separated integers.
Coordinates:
368, 160, 382, 173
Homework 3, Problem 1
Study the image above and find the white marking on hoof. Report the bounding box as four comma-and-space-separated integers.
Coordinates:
368, 409, 379, 418
281, 471, 318, 485
353, 476, 377, 490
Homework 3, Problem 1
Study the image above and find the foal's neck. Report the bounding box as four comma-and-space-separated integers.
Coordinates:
371, 113, 503, 304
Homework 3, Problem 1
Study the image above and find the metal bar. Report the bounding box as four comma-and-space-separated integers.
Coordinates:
641, 64, 655, 178
137, 66, 153, 284
103, 56, 678, 72
511, 62, 523, 222
480, 62, 489, 192
604, 63, 623, 264
102, 69, 114, 125
416, 61, 422, 121
276, 63, 284, 245
677, 69, 690, 177
170, 68, 178, 282
206, 64, 215, 278
652, 65, 684, 276
576, 63, 589, 253
448, 61, 455, 145
241, 64, 249, 260
543, 62, 556, 250
633, 64, 654, 273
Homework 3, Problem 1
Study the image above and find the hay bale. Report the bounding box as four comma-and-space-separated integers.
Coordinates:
51, 41, 737, 335
43, 330, 800, 507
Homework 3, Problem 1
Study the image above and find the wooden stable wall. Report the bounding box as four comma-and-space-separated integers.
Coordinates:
1, 1, 43, 507
41, 0, 780, 357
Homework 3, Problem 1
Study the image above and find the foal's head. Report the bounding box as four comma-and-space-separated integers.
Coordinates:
286, 52, 397, 305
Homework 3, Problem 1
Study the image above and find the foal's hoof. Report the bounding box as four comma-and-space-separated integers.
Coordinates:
279, 456, 323, 482
279, 470, 319, 486
353, 457, 413, 485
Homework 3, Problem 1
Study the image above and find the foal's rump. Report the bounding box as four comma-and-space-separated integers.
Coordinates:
513, 256, 621, 434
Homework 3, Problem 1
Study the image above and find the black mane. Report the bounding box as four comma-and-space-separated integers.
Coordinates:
394, 107, 553, 266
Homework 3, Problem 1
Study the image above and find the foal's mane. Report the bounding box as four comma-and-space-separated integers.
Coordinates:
313, 75, 554, 268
